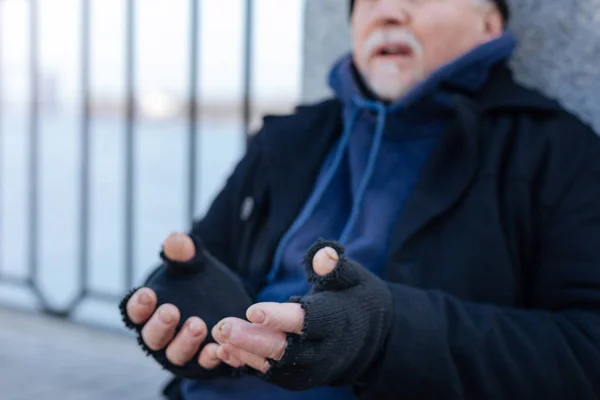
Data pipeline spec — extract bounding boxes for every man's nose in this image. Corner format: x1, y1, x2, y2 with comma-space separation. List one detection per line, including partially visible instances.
372, 0, 410, 26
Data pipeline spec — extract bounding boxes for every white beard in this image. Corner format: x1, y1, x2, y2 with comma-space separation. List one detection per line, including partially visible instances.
357, 28, 426, 101
364, 61, 425, 102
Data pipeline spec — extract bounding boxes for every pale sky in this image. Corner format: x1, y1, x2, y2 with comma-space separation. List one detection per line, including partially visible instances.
0, 0, 305, 108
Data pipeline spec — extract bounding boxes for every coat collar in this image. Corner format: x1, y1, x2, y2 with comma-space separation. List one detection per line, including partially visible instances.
385, 65, 562, 270
385, 94, 481, 269
256, 63, 562, 264
260, 62, 560, 165
459, 63, 561, 113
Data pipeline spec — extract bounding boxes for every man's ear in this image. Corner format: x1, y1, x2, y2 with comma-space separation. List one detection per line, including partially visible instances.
481, 4, 505, 36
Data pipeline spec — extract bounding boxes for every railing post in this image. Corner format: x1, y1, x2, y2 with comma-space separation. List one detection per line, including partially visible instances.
187, 0, 200, 224
78, 0, 92, 304
124, 0, 136, 291
28, 0, 40, 291
242, 0, 254, 144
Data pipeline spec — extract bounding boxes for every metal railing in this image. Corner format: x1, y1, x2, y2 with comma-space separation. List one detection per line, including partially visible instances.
0, 0, 255, 319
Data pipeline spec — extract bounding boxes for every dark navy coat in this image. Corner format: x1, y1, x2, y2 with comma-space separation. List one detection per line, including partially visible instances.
168, 64, 600, 399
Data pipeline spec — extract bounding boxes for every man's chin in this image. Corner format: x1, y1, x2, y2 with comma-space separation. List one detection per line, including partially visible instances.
368, 79, 415, 103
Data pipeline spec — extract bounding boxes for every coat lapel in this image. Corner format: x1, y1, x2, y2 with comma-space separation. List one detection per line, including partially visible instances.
253, 65, 561, 282
385, 65, 562, 273
386, 95, 482, 272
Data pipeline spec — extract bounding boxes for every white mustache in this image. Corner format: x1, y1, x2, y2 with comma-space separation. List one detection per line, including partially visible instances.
363, 29, 423, 59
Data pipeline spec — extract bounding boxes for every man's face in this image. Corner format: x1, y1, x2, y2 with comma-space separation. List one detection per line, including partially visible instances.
351, 0, 504, 101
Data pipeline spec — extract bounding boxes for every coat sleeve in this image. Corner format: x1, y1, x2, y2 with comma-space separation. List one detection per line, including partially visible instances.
357, 148, 600, 399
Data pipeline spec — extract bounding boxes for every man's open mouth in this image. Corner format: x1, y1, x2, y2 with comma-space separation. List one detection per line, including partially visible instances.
373, 43, 414, 58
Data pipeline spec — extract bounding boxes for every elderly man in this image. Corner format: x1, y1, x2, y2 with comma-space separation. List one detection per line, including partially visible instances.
120, 0, 600, 399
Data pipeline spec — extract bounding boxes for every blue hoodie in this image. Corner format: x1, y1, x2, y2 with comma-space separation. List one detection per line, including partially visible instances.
181, 31, 516, 400
257, 31, 516, 301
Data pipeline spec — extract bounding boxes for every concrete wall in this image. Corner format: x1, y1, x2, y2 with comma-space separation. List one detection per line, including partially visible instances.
301, 0, 600, 132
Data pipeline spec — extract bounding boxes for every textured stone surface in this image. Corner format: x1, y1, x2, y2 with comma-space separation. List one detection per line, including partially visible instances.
301, 0, 350, 104
302, 0, 600, 132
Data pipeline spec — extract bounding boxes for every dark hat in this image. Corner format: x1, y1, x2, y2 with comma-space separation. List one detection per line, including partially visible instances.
349, 0, 510, 22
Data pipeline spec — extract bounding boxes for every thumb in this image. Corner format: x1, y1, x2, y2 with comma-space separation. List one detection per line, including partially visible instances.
162, 232, 196, 262
303, 239, 361, 291
313, 247, 338, 276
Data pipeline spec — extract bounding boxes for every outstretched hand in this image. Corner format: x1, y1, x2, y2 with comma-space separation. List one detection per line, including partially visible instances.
120, 232, 252, 377
212, 240, 393, 390
210, 246, 340, 373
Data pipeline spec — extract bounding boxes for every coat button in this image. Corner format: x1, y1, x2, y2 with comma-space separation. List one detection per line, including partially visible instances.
240, 196, 254, 221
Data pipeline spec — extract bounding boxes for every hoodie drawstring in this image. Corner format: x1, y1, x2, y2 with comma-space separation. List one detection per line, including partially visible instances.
266, 106, 362, 284
339, 99, 387, 243
267, 98, 387, 284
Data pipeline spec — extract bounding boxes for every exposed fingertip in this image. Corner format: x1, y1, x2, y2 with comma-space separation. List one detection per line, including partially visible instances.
187, 317, 206, 336
206, 343, 219, 359
217, 346, 230, 362
219, 322, 231, 338
313, 247, 338, 276
126, 289, 157, 324
137, 289, 153, 305
158, 303, 180, 324
211, 324, 220, 340
198, 343, 221, 369
211, 321, 229, 343
324, 246, 339, 261
246, 306, 266, 324
163, 232, 195, 262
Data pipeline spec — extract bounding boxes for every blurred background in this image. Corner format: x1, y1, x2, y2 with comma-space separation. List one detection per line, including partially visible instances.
0, 0, 304, 328
1, 0, 600, 398
0, 0, 307, 398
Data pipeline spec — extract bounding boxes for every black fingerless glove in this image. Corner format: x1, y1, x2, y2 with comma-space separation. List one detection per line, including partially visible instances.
261, 239, 393, 390
118, 235, 253, 379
